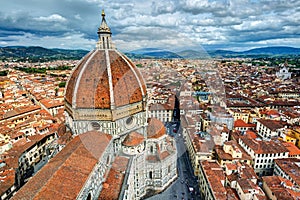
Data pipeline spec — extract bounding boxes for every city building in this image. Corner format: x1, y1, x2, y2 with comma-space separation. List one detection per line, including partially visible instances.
0, 132, 56, 199
262, 176, 300, 200
198, 160, 227, 200
215, 140, 252, 167
256, 119, 287, 140
233, 119, 256, 134
238, 137, 289, 176
276, 66, 292, 80
273, 158, 300, 187
148, 93, 176, 123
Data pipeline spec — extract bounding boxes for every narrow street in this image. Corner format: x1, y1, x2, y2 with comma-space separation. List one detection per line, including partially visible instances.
146, 122, 201, 200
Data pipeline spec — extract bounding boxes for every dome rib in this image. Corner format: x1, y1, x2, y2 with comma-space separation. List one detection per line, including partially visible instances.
65, 50, 95, 106
116, 51, 147, 97
73, 50, 99, 108
105, 49, 115, 109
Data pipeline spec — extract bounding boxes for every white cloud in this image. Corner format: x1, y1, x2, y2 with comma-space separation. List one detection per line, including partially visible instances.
74, 14, 82, 20
34, 14, 67, 22
2, 32, 95, 50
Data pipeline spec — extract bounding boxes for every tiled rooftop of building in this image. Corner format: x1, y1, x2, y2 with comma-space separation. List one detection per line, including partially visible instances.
1, 105, 40, 119
122, 131, 144, 147
234, 119, 256, 128
201, 160, 227, 200
237, 179, 266, 199
147, 118, 166, 139
282, 142, 300, 157
262, 176, 299, 200
274, 158, 300, 186
40, 98, 64, 109
0, 168, 15, 197
65, 49, 146, 109
240, 137, 288, 154
11, 131, 112, 200
99, 156, 129, 200
225, 187, 240, 200
257, 119, 286, 131
215, 142, 252, 161
226, 163, 258, 183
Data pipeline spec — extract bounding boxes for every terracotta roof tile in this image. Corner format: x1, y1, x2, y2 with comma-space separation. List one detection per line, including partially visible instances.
12, 131, 112, 200
65, 49, 146, 109
234, 119, 256, 128
274, 158, 300, 186
122, 131, 144, 147
99, 156, 129, 200
257, 119, 286, 131
240, 137, 288, 154
147, 118, 166, 139
282, 142, 300, 156
262, 176, 299, 200
65, 50, 95, 105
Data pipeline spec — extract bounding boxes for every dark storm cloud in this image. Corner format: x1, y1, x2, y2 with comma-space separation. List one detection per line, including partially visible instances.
0, 0, 299, 50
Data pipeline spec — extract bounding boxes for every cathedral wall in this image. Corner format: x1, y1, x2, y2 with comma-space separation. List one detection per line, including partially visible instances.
67, 110, 148, 137
77, 138, 115, 200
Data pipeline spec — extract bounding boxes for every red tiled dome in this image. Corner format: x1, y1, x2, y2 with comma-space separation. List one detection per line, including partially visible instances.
65, 49, 147, 109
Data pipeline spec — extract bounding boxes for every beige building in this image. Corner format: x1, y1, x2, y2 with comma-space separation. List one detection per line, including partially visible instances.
215, 140, 252, 167
198, 160, 227, 200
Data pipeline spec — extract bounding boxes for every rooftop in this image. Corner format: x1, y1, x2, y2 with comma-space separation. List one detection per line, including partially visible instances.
201, 160, 227, 200
12, 131, 112, 200
274, 158, 300, 186
240, 137, 288, 154
262, 176, 300, 200
99, 156, 129, 199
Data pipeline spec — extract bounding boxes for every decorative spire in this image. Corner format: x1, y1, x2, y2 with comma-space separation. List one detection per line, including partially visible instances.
98, 9, 111, 34
97, 9, 114, 49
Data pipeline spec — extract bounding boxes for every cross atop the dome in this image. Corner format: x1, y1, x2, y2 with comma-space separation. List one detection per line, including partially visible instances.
97, 9, 114, 49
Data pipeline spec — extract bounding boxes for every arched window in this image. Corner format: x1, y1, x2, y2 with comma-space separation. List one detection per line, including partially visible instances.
106, 155, 110, 165
106, 37, 109, 48
150, 146, 153, 153
86, 193, 92, 200
149, 171, 153, 179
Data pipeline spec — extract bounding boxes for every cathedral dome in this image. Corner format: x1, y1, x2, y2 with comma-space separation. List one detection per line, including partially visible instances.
65, 11, 147, 121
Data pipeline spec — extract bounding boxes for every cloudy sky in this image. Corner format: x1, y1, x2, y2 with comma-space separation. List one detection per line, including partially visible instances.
0, 0, 299, 52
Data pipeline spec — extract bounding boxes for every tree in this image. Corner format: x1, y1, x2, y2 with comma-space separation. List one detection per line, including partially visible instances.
59, 82, 66, 88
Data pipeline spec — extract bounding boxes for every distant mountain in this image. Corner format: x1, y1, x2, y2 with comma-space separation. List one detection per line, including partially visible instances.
242, 46, 300, 55
209, 46, 300, 58
1, 46, 299, 61
127, 46, 300, 59
0, 46, 89, 61
176, 50, 210, 59
128, 48, 183, 59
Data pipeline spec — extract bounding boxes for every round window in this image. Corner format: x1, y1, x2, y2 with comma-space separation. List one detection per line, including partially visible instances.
126, 116, 133, 125
90, 122, 100, 130
125, 116, 135, 129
